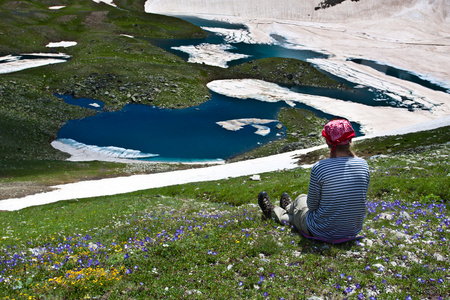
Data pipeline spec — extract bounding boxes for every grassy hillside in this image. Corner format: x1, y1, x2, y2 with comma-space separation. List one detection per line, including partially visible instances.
0, 129, 448, 299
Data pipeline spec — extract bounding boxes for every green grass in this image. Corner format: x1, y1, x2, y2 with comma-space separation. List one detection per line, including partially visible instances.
0, 132, 448, 299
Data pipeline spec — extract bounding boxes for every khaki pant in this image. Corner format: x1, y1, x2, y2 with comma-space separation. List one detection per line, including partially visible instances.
273, 194, 311, 235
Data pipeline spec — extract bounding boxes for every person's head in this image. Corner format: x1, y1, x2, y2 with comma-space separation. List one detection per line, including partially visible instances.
322, 118, 355, 158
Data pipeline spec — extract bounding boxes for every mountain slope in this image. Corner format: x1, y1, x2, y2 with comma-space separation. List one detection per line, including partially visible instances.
144, 0, 449, 24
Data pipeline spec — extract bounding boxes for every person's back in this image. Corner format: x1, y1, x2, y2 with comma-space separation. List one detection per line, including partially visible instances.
306, 156, 370, 240
257, 118, 370, 242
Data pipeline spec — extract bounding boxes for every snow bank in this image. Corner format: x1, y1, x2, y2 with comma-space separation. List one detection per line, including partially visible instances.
54, 139, 159, 161
0, 53, 70, 74
145, 0, 449, 23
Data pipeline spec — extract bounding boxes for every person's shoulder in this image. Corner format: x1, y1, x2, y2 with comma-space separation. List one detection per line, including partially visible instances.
350, 156, 369, 165
349, 157, 370, 173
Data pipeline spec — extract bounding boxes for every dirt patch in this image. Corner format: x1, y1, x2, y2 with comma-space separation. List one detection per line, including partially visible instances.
0, 182, 55, 200
84, 11, 110, 29
56, 14, 78, 24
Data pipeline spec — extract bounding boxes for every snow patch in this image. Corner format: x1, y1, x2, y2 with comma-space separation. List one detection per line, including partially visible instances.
46, 41, 77, 48
92, 0, 117, 7
171, 43, 250, 68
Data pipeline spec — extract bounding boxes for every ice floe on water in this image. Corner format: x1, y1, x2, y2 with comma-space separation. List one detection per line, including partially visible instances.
57, 138, 159, 160
171, 44, 250, 68
0, 53, 71, 74
89, 103, 101, 108
46, 41, 77, 48
251, 124, 271, 136
201, 27, 274, 44
216, 118, 278, 136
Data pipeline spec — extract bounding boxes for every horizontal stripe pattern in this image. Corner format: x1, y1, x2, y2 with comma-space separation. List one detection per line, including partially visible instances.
306, 157, 370, 240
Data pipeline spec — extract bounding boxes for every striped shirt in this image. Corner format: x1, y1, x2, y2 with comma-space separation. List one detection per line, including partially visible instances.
306, 156, 370, 241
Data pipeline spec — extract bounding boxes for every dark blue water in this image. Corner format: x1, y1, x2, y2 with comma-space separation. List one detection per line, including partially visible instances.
350, 58, 449, 94
58, 93, 287, 161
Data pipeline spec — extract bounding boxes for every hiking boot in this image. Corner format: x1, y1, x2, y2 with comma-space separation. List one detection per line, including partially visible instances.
258, 191, 274, 220
280, 192, 292, 210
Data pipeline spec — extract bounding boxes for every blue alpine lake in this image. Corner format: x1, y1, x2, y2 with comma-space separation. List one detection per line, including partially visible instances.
58, 93, 289, 162
56, 17, 423, 162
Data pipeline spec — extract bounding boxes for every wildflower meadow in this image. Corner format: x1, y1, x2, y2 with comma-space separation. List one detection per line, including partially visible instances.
0, 138, 448, 299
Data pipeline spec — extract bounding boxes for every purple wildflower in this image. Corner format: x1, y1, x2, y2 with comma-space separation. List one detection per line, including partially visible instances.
344, 287, 353, 294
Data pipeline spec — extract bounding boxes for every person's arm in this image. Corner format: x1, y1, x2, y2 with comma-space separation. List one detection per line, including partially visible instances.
307, 166, 321, 211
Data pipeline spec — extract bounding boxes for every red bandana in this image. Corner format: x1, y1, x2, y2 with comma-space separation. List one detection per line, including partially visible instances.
322, 119, 355, 152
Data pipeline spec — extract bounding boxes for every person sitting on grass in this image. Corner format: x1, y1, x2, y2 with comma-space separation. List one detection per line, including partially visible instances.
258, 118, 370, 242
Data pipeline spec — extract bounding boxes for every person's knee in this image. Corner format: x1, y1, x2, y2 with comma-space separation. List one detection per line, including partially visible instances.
294, 194, 307, 201
294, 194, 308, 208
